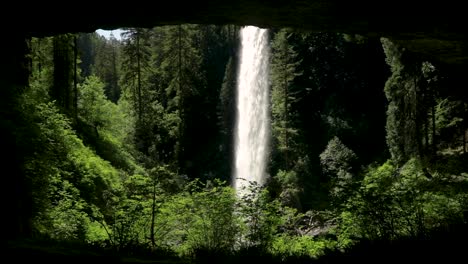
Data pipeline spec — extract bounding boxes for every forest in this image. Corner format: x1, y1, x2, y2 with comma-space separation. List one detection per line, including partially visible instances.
6, 25, 468, 263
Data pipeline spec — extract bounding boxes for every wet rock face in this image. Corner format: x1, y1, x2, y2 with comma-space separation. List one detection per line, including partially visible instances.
10, 0, 468, 65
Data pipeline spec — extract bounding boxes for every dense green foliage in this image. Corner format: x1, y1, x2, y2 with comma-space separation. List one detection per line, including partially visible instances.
5, 25, 467, 262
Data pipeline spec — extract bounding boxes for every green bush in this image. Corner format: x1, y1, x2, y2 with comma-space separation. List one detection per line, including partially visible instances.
338, 159, 468, 242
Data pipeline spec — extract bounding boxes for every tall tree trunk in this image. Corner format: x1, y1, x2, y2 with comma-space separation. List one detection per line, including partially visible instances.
283, 65, 289, 169
464, 105, 467, 153
178, 25, 182, 119
177, 25, 184, 169
464, 128, 466, 154
53, 35, 72, 111
422, 82, 429, 152
150, 180, 157, 248
73, 35, 78, 121
52, 36, 62, 108
137, 31, 142, 121
431, 97, 436, 154
414, 76, 424, 158
111, 44, 119, 102
424, 117, 429, 151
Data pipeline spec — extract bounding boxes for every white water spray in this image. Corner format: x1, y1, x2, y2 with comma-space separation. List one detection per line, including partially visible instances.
233, 26, 270, 194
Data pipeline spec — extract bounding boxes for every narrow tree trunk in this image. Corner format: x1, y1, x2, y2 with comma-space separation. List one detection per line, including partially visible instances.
464, 106, 467, 153
424, 117, 429, 150
52, 36, 62, 107
283, 65, 289, 169
422, 82, 429, 152
414, 76, 423, 158
53, 35, 72, 111
432, 101, 436, 154
150, 180, 157, 248
136, 31, 142, 121
111, 44, 118, 102
227, 25, 231, 44
464, 128, 466, 154
177, 25, 184, 167
178, 25, 182, 115
73, 35, 78, 121
64, 37, 71, 112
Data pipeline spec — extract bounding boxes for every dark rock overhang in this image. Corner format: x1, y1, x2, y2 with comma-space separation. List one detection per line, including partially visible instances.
7, 0, 468, 65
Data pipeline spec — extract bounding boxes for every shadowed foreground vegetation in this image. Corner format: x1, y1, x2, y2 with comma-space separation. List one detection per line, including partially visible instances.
8, 222, 468, 263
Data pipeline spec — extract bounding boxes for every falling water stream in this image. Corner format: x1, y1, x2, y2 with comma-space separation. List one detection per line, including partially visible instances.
233, 26, 270, 195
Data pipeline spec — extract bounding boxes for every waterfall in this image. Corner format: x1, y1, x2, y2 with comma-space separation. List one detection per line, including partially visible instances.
233, 26, 270, 195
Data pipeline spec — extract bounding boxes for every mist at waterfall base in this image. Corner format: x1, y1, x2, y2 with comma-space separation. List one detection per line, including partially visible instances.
232, 26, 270, 196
